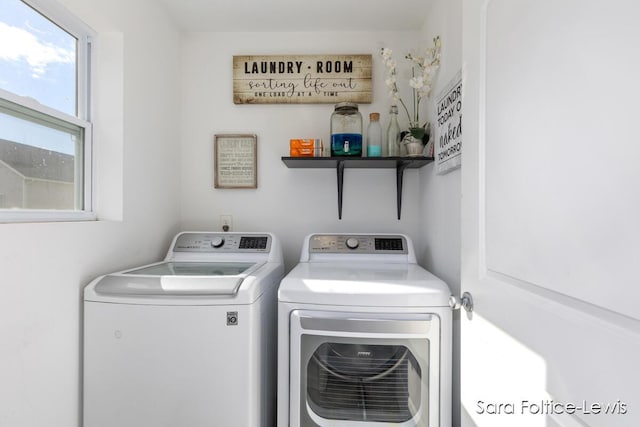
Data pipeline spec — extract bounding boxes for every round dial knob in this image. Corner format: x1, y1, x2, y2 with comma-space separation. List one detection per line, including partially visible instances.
211, 237, 225, 248
345, 237, 359, 249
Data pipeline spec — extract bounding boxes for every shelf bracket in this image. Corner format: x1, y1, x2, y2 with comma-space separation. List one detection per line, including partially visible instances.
336, 160, 345, 219
280, 156, 433, 221
396, 161, 410, 220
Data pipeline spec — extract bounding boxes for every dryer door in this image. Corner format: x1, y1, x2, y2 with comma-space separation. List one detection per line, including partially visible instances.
290, 310, 440, 427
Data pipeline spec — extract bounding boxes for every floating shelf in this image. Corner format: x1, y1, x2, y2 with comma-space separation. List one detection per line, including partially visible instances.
281, 156, 434, 219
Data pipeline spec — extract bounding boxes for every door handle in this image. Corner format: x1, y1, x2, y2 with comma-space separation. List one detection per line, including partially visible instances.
449, 292, 474, 313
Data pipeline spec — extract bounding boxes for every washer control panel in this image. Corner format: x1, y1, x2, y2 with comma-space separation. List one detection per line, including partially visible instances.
309, 234, 407, 254
173, 233, 271, 253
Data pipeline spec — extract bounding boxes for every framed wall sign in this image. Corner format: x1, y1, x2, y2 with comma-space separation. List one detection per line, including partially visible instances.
214, 134, 257, 189
435, 70, 462, 175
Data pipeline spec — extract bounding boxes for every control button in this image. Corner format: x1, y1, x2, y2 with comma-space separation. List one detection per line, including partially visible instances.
345, 237, 359, 249
211, 237, 225, 248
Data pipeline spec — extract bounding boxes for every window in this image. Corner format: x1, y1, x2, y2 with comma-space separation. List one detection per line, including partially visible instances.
0, 0, 93, 222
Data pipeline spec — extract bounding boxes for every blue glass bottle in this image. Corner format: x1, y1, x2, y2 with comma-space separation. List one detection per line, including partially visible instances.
366, 112, 382, 157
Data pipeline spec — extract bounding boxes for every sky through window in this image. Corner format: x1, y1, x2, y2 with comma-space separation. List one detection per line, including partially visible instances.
0, 0, 77, 154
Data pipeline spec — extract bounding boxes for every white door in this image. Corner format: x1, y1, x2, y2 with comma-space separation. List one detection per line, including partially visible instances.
461, 1, 640, 426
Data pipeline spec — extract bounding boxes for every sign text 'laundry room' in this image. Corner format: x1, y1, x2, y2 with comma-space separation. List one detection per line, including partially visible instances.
233, 54, 372, 104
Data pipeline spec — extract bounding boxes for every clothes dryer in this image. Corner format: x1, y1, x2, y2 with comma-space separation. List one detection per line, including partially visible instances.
278, 233, 451, 427
84, 232, 283, 427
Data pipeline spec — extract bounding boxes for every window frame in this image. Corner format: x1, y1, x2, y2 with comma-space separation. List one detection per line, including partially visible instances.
0, 0, 95, 223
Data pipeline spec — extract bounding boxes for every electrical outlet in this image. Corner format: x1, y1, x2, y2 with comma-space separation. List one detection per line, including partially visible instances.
220, 214, 233, 232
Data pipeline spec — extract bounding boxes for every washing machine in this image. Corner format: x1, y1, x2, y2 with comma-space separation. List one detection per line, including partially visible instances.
277, 233, 452, 427
83, 232, 284, 427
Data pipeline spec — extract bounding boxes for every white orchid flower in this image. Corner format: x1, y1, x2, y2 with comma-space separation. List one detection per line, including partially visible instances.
380, 37, 441, 129
409, 76, 425, 89
418, 84, 431, 96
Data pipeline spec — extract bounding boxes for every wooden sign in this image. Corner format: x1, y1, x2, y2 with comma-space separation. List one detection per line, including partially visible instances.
233, 54, 372, 104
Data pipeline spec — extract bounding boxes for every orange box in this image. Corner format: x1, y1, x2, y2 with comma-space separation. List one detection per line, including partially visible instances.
290, 147, 315, 157
290, 139, 323, 157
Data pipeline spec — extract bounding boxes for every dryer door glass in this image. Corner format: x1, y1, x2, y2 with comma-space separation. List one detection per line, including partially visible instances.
301, 336, 429, 425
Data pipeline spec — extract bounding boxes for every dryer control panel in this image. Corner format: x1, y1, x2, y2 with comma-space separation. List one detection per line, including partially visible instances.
309, 234, 408, 254
173, 233, 271, 253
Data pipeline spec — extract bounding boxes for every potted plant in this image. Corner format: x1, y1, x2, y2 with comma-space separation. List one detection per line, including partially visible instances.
381, 37, 441, 156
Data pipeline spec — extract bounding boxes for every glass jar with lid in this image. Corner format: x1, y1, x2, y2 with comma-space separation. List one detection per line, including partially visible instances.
330, 102, 363, 156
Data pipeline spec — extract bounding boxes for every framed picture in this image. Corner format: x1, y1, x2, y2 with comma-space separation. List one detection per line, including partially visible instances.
214, 134, 257, 189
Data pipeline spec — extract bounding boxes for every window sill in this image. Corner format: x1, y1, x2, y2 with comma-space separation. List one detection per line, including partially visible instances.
0, 209, 97, 224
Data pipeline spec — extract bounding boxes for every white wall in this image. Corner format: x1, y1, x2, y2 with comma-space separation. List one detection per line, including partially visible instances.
0, 1, 181, 426
419, 0, 463, 426
419, 0, 463, 292
179, 31, 426, 269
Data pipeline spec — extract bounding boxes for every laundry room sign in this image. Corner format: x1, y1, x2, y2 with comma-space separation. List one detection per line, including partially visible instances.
233, 54, 372, 104
435, 70, 462, 174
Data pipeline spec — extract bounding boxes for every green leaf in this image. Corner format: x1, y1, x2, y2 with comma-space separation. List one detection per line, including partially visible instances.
409, 127, 426, 140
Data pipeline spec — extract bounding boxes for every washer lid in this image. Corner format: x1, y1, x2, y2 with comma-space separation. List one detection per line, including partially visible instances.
125, 261, 254, 277
278, 262, 451, 307
94, 261, 263, 296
